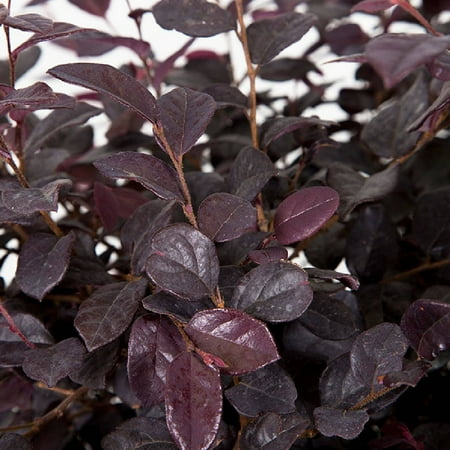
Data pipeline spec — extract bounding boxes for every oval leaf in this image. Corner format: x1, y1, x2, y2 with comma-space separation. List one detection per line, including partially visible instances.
230, 261, 313, 322
185, 308, 280, 375
247, 12, 316, 65
22, 337, 85, 387
48, 62, 159, 124
165, 352, 222, 450
400, 299, 450, 360
16, 232, 75, 301
198, 193, 257, 242
94, 152, 183, 201
128, 315, 185, 407
158, 87, 216, 156
274, 186, 339, 245
146, 224, 220, 300
74, 279, 147, 351
153, 0, 236, 37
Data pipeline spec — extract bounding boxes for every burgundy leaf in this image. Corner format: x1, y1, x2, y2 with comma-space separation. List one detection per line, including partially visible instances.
146, 223, 220, 300
325, 23, 369, 56
16, 232, 75, 301
0, 82, 74, 115
400, 299, 450, 360
240, 412, 309, 449
361, 73, 428, 158
74, 279, 147, 351
0, 342, 31, 368
165, 351, 222, 450
259, 57, 321, 81
274, 186, 339, 245
314, 406, 369, 440
383, 360, 431, 388
247, 12, 316, 65
94, 152, 183, 202
22, 337, 85, 387
351, 0, 396, 13
225, 363, 297, 417
121, 200, 178, 275
203, 84, 248, 109
0, 312, 54, 345
226, 146, 277, 201
230, 261, 313, 322
428, 50, 450, 81
158, 87, 216, 156
248, 246, 289, 265
350, 323, 408, 392
198, 193, 257, 242
0, 434, 31, 450
4, 13, 53, 34
153, 0, 236, 37
93, 182, 147, 232
69, 340, 119, 389
102, 417, 176, 449
2, 179, 71, 215
128, 315, 184, 407
48, 63, 158, 124
365, 33, 450, 89
306, 268, 360, 290
23, 102, 101, 156
68, 0, 110, 17
185, 308, 280, 375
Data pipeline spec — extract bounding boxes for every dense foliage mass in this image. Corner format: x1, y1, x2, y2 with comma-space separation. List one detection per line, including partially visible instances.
0, 0, 450, 448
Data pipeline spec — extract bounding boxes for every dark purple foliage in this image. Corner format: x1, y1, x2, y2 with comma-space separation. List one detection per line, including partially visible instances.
1, 0, 448, 447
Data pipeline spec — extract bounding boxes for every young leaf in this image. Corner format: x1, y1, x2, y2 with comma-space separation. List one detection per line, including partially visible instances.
400, 299, 450, 360
22, 337, 85, 387
94, 152, 184, 202
247, 12, 316, 65
274, 186, 339, 245
74, 279, 147, 351
127, 315, 184, 407
153, 0, 236, 37
365, 33, 450, 88
146, 223, 220, 300
2, 179, 71, 215
226, 146, 277, 201
198, 193, 257, 242
16, 232, 75, 301
230, 261, 313, 322
225, 363, 297, 417
157, 87, 216, 156
48, 63, 159, 124
185, 308, 280, 375
314, 406, 370, 440
102, 417, 176, 449
165, 351, 222, 450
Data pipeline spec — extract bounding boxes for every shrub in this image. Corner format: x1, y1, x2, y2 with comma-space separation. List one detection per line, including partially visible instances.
0, 0, 449, 448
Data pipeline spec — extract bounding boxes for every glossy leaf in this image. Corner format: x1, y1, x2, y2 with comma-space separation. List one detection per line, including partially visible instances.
400, 299, 450, 360
226, 146, 277, 201
102, 417, 176, 449
48, 63, 159, 124
146, 224, 220, 300
16, 232, 75, 301
128, 315, 184, 407
22, 337, 85, 387
365, 33, 450, 88
185, 308, 280, 375
239, 412, 309, 450
74, 279, 147, 351
247, 12, 316, 65
225, 363, 297, 417
2, 179, 71, 215
165, 351, 222, 450
158, 87, 216, 156
153, 0, 236, 37
230, 261, 313, 322
198, 193, 257, 242
274, 186, 339, 245
314, 406, 370, 440
94, 152, 183, 201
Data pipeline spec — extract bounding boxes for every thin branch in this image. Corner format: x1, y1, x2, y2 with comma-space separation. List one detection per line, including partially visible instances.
234, 0, 259, 149
0, 299, 36, 348
382, 258, 450, 284
397, 0, 442, 36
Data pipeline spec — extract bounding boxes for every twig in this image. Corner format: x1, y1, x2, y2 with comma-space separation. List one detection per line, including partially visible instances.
382, 258, 450, 284
397, 0, 442, 36
234, 0, 259, 149
0, 299, 36, 348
